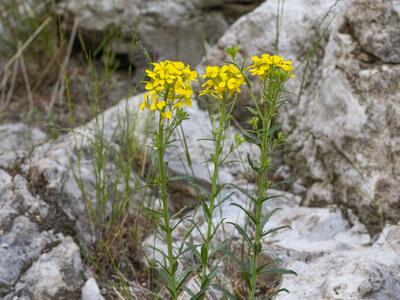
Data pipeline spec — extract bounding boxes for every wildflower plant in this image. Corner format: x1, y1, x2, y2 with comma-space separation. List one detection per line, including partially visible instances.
140, 52, 296, 299
192, 63, 245, 298
229, 52, 297, 299
141, 60, 198, 299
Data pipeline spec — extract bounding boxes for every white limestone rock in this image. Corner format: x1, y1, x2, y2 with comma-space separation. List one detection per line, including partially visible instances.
0, 123, 47, 169
277, 247, 400, 300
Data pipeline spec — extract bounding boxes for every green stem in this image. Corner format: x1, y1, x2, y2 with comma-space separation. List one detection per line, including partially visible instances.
158, 107, 178, 300
200, 100, 227, 297
249, 80, 274, 300
249, 147, 268, 300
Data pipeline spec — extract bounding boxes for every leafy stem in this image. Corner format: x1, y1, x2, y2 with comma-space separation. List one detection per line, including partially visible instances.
198, 97, 230, 298
156, 87, 179, 300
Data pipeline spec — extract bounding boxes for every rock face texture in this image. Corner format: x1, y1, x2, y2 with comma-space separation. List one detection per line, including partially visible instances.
278, 245, 400, 300
348, 0, 400, 64
0, 173, 87, 298
209, 0, 400, 231
0, 123, 47, 169
278, 224, 400, 300
13, 237, 84, 299
287, 0, 400, 231
0, 126, 100, 299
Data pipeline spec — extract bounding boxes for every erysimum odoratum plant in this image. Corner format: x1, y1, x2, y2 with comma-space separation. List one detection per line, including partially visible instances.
140, 60, 198, 300
188, 63, 245, 299
229, 52, 297, 299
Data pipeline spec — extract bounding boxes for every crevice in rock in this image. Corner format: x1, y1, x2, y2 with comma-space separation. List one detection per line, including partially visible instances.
339, 17, 400, 68
26, 169, 77, 238
11, 239, 63, 290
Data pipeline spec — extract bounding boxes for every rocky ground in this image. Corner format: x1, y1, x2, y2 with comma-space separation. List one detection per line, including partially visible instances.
1, 0, 400, 299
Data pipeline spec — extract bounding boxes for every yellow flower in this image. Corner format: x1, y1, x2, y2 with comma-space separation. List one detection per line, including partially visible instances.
162, 111, 172, 119
140, 60, 198, 118
249, 53, 294, 78
205, 66, 219, 78
200, 64, 245, 100
157, 101, 166, 110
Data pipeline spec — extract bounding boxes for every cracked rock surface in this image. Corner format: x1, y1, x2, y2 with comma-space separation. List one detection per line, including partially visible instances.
0, 127, 97, 299
0, 173, 87, 299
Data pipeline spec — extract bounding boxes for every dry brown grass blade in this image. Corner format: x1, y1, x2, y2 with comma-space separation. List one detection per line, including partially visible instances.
0, 60, 19, 116
19, 55, 34, 117
1, 15, 52, 116
32, 47, 63, 91
0, 67, 11, 110
4, 16, 52, 70
113, 287, 128, 300
47, 17, 79, 114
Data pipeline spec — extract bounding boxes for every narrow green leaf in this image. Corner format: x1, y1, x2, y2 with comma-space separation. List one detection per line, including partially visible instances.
271, 288, 291, 296
210, 218, 226, 241
172, 260, 179, 274
262, 225, 292, 237
209, 240, 229, 257
171, 215, 192, 232
186, 241, 202, 263
230, 202, 257, 225
227, 222, 254, 248
147, 245, 168, 261
260, 268, 297, 276
254, 241, 262, 256
247, 153, 262, 173
177, 264, 199, 291
201, 204, 211, 221
143, 207, 161, 218
157, 264, 173, 285
169, 175, 198, 182
225, 183, 257, 202
242, 133, 260, 147
216, 192, 235, 207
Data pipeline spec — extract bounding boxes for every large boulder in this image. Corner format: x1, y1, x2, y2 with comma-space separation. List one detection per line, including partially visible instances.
286, 0, 400, 232
208, 0, 400, 231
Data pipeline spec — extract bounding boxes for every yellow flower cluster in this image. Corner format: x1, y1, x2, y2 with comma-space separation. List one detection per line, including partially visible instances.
140, 60, 198, 119
249, 54, 294, 78
199, 65, 245, 100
